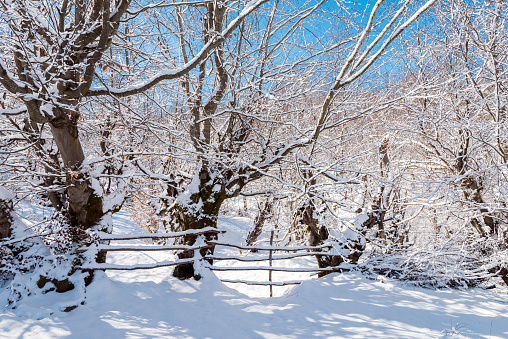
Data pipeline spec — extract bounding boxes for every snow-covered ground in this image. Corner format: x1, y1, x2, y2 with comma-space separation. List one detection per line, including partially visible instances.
1, 212, 508, 338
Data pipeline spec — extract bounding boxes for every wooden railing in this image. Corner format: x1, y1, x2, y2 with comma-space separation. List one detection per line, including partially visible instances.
77, 228, 338, 296
205, 231, 336, 296
77, 227, 221, 271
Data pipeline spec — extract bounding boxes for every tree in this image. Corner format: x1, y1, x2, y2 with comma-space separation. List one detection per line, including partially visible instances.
0, 0, 269, 296
0, 0, 269, 229
0, 0, 133, 228
360, 0, 508, 286
398, 0, 508, 238
129, 0, 439, 279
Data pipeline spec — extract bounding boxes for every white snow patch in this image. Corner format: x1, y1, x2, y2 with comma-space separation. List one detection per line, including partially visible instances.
0, 187, 14, 201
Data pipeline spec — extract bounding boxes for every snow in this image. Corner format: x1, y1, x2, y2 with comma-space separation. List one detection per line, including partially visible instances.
1, 212, 508, 338
39, 102, 55, 119
0, 187, 13, 201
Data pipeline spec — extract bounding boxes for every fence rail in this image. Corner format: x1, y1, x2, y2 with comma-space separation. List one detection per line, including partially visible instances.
95, 228, 224, 241
204, 251, 331, 262
77, 244, 213, 253
207, 265, 340, 273
220, 279, 302, 286
206, 241, 332, 252
79, 258, 196, 271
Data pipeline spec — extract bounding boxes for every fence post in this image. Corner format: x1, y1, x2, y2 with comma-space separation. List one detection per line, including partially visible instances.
269, 230, 274, 297
192, 234, 205, 280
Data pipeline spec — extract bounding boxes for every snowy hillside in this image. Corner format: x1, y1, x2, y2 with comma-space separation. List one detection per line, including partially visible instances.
1, 212, 507, 339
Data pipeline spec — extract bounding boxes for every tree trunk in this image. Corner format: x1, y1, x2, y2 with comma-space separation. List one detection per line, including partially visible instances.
375, 138, 390, 241
298, 200, 341, 276
50, 109, 104, 230
172, 166, 225, 279
246, 198, 274, 249
22, 118, 65, 211
462, 177, 496, 237
0, 189, 14, 239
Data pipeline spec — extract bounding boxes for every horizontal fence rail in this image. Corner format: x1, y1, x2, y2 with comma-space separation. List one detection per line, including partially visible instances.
79, 258, 196, 271
77, 244, 213, 253
204, 251, 331, 262
207, 265, 340, 272
206, 241, 332, 252
96, 227, 224, 241
220, 279, 302, 286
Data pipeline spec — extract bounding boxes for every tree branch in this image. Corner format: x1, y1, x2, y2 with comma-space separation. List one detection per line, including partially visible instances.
86, 0, 269, 97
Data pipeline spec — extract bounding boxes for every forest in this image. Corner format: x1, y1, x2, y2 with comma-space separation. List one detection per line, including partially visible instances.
1, 0, 508, 319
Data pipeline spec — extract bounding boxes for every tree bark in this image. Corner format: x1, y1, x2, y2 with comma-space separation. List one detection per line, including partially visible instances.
0, 193, 13, 239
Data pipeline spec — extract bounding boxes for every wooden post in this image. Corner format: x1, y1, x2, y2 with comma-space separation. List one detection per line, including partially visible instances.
269, 230, 274, 297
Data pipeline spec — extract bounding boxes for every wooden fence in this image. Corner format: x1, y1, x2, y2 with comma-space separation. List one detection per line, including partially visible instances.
77, 228, 338, 297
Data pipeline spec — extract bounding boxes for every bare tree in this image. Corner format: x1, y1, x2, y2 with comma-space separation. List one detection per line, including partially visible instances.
126, 0, 439, 279
0, 0, 268, 229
